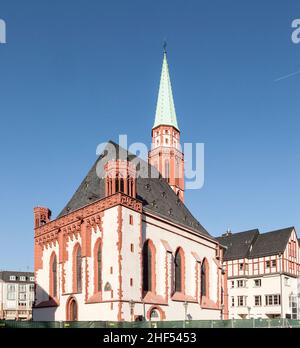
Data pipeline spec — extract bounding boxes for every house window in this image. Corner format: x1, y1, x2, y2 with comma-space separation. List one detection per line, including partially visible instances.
130, 244, 134, 253
9, 276, 16, 281
272, 260, 276, 268
254, 296, 262, 306
238, 296, 246, 307
175, 248, 184, 293
129, 215, 133, 225
142, 240, 155, 292
231, 297, 235, 307
130, 278, 133, 287
284, 277, 290, 286
266, 260, 271, 268
231, 281, 234, 288
30, 277, 34, 282
265, 294, 281, 306
253, 263, 259, 271
7, 285, 16, 300
254, 279, 261, 287
19, 285, 26, 292
239, 263, 244, 271
19, 293, 26, 300
237, 280, 245, 288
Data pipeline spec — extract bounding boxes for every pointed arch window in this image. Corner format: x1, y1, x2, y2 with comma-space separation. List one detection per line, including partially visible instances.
120, 177, 124, 192
50, 253, 57, 298
142, 240, 156, 293
74, 245, 82, 293
52, 255, 57, 297
174, 248, 184, 293
94, 240, 102, 292
66, 297, 78, 321
165, 160, 170, 183
201, 259, 209, 299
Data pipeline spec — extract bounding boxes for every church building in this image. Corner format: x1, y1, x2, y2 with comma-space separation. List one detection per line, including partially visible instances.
33, 50, 228, 321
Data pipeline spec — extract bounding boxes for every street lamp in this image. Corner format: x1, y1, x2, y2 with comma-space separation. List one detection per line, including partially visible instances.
129, 299, 135, 322
247, 306, 251, 319
183, 301, 188, 321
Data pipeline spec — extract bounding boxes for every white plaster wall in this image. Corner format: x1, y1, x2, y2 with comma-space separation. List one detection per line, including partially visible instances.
34, 205, 222, 321
35, 242, 59, 305
228, 274, 298, 319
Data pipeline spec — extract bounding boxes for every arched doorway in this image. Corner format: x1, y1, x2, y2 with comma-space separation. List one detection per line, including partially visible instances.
150, 308, 160, 321
66, 297, 78, 321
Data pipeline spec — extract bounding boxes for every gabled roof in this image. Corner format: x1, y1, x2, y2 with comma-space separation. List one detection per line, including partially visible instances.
153, 51, 179, 130
216, 227, 295, 261
249, 227, 294, 258
216, 229, 259, 261
58, 141, 210, 238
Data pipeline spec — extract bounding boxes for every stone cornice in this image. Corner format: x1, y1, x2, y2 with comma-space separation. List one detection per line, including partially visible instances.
34, 193, 142, 246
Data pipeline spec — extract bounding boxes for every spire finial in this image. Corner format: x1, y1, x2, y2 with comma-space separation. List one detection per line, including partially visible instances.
163, 40, 167, 54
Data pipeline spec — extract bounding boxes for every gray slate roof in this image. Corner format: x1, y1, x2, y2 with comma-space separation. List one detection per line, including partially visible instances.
249, 227, 294, 258
217, 227, 295, 261
0, 271, 34, 283
58, 141, 211, 238
216, 229, 259, 261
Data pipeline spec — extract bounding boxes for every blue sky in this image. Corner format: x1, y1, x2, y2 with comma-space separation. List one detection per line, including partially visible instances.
0, 0, 300, 270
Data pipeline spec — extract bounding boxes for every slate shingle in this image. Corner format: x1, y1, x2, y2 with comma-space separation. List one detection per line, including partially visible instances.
57, 141, 211, 238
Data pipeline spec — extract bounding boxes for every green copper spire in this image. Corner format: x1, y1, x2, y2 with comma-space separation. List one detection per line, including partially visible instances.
153, 48, 179, 130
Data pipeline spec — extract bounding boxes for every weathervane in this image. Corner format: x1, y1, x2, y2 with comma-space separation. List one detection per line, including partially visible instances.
163, 40, 167, 53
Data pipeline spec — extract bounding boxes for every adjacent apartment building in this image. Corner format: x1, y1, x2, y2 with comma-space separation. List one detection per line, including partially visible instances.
217, 227, 300, 319
0, 271, 35, 320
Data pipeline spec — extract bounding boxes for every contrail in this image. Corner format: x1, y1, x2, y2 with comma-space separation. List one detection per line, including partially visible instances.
274, 69, 300, 82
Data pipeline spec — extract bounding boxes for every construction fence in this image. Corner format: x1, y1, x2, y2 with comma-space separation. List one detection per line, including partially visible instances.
1, 318, 300, 328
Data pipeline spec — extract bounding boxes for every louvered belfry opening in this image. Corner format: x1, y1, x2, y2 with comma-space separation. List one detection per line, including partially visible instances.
104, 159, 136, 198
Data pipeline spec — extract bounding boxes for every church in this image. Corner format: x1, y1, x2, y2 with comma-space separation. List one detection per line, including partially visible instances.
33, 49, 228, 322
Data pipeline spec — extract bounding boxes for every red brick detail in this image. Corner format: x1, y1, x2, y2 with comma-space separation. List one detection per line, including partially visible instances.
105, 160, 137, 198
117, 206, 124, 321
34, 241, 43, 272
146, 305, 166, 320
81, 222, 92, 258
66, 296, 78, 321
34, 207, 51, 228
34, 193, 142, 242
129, 215, 133, 225
149, 125, 184, 202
